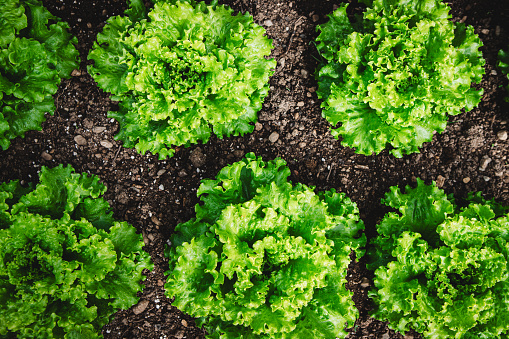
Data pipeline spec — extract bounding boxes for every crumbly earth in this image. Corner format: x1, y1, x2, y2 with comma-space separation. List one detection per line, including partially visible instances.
2, 0, 508, 338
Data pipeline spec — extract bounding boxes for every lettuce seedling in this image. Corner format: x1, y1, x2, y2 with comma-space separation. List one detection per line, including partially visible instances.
0, 165, 153, 338
164, 153, 365, 338
88, 0, 276, 159
316, 0, 485, 157
498, 48, 509, 101
0, 0, 79, 150
368, 179, 509, 338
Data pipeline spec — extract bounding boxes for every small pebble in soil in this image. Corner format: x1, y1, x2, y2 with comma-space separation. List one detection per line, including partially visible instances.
436, 175, 445, 188
269, 132, 280, 143
74, 135, 87, 146
100, 140, 113, 149
41, 151, 52, 161
463, 177, 471, 183
151, 215, 162, 226
93, 126, 106, 133
497, 130, 508, 141
479, 156, 492, 171
360, 277, 370, 288
263, 19, 273, 27
190, 147, 206, 167
132, 299, 150, 315
255, 122, 263, 131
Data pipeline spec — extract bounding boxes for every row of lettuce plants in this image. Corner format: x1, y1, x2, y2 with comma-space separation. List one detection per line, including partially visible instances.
1, 154, 508, 338
4, 0, 509, 157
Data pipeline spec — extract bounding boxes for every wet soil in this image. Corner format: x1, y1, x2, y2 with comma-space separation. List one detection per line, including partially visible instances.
2, 0, 509, 337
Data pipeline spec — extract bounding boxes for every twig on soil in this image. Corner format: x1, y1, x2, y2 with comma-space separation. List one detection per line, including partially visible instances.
282, 16, 306, 57
326, 166, 334, 181
112, 145, 122, 165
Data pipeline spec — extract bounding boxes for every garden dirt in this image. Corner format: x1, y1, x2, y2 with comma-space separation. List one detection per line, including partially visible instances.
2, 0, 509, 338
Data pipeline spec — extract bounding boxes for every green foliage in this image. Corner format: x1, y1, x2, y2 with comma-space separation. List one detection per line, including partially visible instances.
0, 165, 153, 339
316, 0, 485, 157
88, 0, 276, 159
164, 153, 365, 338
369, 179, 509, 338
498, 48, 509, 101
0, 0, 79, 150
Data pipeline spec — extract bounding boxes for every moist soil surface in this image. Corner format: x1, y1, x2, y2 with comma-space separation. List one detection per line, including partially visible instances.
3, 0, 509, 338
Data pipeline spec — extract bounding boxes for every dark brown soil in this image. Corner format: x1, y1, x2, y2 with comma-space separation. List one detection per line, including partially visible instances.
3, 0, 509, 338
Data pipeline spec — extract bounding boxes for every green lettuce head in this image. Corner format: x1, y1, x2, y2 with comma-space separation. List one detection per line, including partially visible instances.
369, 179, 509, 338
164, 153, 366, 338
0, 165, 153, 338
88, 0, 276, 159
316, 0, 485, 157
0, 0, 79, 150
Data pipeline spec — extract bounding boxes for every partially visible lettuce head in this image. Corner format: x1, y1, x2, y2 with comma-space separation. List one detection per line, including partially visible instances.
164, 153, 365, 338
368, 179, 509, 338
316, 0, 485, 157
88, 0, 276, 159
0, 0, 79, 150
0, 165, 153, 338
498, 48, 509, 101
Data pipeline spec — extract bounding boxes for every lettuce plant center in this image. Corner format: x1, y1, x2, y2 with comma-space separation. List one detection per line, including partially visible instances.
365, 18, 440, 124
127, 41, 204, 99
9, 245, 45, 284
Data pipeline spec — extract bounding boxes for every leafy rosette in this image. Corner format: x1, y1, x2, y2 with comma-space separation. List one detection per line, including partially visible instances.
0, 165, 153, 339
368, 179, 509, 338
498, 48, 509, 101
0, 0, 79, 150
88, 0, 276, 159
316, 0, 485, 157
164, 153, 365, 338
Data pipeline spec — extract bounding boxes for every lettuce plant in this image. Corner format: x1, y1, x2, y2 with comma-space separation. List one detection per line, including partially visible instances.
498, 48, 509, 101
164, 153, 365, 338
316, 0, 485, 157
368, 179, 509, 338
0, 165, 153, 338
0, 0, 79, 150
88, 0, 276, 159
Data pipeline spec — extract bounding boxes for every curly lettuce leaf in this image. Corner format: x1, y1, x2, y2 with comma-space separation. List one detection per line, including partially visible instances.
0, 0, 79, 150
316, 0, 485, 157
0, 165, 153, 339
367, 178, 454, 270
88, 1, 276, 159
165, 153, 365, 339
370, 180, 509, 338
21, 0, 80, 78
0, 0, 27, 47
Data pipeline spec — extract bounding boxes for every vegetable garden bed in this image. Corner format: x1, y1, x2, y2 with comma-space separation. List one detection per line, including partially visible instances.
1, 0, 508, 337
